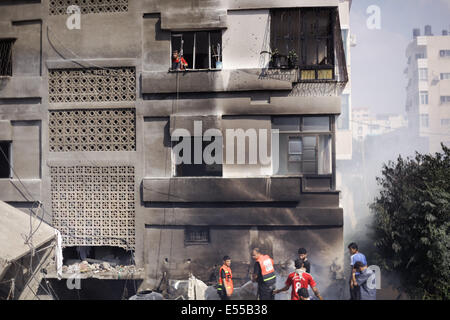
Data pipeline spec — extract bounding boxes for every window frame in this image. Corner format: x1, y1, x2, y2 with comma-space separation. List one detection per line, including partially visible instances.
269, 7, 336, 81
418, 68, 428, 81
170, 30, 222, 71
0, 38, 16, 77
440, 96, 450, 104
272, 116, 333, 176
440, 50, 450, 57
420, 91, 429, 105
0, 141, 12, 179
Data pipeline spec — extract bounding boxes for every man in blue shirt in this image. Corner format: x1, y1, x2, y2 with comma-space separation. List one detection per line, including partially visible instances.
348, 242, 367, 300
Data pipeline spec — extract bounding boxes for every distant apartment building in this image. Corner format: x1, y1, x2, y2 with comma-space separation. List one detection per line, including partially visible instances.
0, 0, 350, 299
352, 108, 408, 141
405, 25, 450, 153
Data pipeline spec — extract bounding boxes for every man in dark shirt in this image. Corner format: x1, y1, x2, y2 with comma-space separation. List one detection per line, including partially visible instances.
251, 248, 276, 300
297, 248, 311, 273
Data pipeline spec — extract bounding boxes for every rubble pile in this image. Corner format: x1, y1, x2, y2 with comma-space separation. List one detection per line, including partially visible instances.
61, 260, 143, 276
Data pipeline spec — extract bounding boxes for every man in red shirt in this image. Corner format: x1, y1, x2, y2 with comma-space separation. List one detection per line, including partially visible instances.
172, 50, 188, 70
273, 259, 323, 300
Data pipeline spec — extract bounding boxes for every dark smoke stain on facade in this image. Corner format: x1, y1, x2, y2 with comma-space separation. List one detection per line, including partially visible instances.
0, 0, 348, 299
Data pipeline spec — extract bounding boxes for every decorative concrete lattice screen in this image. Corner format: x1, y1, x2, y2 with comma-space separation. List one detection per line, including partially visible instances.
51, 166, 135, 249
49, 0, 128, 15
48, 67, 136, 103
49, 108, 136, 152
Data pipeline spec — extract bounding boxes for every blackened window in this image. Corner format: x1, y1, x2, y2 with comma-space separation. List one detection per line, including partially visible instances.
185, 227, 210, 244
0, 142, 11, 178
270, 7, 335, 79
173, 136, 222, 177
0, 39, 15, 76
171, 31, 222, 70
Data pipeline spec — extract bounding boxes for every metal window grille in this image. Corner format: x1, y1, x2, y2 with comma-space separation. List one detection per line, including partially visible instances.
185, 227, 210, 244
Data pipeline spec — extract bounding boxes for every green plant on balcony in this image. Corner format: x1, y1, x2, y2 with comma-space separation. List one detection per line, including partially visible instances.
269, 48, 289, 68
288, 50, 298, 68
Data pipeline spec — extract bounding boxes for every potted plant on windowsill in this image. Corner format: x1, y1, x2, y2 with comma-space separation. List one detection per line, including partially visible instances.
269, 48, 291, 69
269, 48, 280, 68
288, 50, 298, 69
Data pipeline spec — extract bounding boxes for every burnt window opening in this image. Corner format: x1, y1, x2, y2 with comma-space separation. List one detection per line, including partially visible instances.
171, 31, 222, 70
172, 136, 223, 177
270, 8, 335, 79
0, 39, 15, 76
62, 246, 134, 266
185, 227, 210, 245
0, 142, 11, 178
272, 116, 332, 175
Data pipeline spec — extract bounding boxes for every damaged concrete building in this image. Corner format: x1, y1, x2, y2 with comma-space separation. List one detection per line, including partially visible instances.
0, 0, 350, 299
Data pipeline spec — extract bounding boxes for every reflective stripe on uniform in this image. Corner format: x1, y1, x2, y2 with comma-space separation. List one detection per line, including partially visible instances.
263, 274, 276, 282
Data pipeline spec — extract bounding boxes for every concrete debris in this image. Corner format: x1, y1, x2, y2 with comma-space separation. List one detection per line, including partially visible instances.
61, 260, 143, 276
187, 274, 208, 300
166, 275, 258, 300
129, 290, 164, 300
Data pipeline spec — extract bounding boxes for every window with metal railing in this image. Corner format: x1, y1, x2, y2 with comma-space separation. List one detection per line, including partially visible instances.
270, 8, 339, 81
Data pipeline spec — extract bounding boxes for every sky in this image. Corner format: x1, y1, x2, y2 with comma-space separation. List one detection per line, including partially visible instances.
350, 0, 450, 114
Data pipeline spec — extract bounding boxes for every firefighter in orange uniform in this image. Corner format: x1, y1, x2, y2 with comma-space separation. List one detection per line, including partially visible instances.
217, 255, 233, 300
251, 248, 277, 300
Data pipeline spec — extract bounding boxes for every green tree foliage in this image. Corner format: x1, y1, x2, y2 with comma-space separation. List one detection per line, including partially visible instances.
370, 144, 450, 300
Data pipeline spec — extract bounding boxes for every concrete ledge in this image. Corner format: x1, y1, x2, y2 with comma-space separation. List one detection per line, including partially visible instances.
0, 179, 41, 202
142, 177, 301, 202
142, 207, 343, 227
226, 0, 339, 10
46, 59, 138, 70
142, 69, 293, 94
0, 77, 42, 99
142, 95, 341, 117
160, 9, 227, 31
170, 115, 221, 135
141, 0, 339, 13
